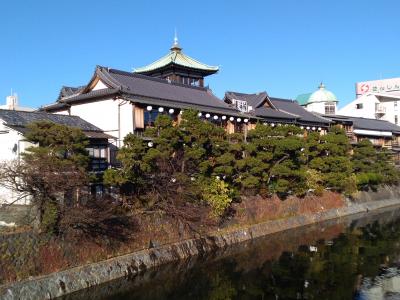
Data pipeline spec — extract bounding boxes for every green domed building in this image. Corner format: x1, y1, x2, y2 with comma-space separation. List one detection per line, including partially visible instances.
296, 83, 338, 115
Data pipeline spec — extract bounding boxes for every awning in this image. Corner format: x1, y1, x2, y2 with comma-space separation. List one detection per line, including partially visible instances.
353, 129, 392, 137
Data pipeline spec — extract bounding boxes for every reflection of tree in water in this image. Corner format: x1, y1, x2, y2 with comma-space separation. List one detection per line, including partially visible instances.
258, 218, 400, 300
194, 216, 400, 300
66, 210, 400, 300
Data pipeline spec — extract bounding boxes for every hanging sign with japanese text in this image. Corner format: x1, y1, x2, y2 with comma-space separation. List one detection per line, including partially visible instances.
356, 78, 400, 97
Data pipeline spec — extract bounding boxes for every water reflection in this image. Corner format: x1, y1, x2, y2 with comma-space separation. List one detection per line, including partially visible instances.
63, 207, 400, 300
358, 268, 400, 299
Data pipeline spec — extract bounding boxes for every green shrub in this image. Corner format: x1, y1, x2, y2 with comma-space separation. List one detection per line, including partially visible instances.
41, 201, 59, 234
202, 178, 233, 217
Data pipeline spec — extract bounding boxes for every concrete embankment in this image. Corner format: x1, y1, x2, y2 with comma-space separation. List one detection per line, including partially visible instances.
1, 194, 400, 299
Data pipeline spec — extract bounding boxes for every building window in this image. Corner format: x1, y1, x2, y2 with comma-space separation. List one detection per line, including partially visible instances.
232, 99, 248, 112
144, 110, 159, 127
185, 78, 199, 86
234, 122, 244, 133
91, 184, 104, 196
87, 145, 108, 171
356, 103, 363, 109
324, 102, 336, 115
396, 115, 398, 125
395, 101, 398, 111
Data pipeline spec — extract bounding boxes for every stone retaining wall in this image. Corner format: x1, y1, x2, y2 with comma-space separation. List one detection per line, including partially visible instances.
0, 232, 41, 270
1, 197, 400, 300
352, 185, 400, 203
0, 205, 34, 227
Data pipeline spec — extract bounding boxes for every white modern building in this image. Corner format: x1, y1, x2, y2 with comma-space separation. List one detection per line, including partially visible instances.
0, 93, 34, 112
296, 83, 338, 116
338, 78, 400, 125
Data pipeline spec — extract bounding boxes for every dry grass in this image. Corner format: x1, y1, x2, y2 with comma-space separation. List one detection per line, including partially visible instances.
232, 191, 345, 225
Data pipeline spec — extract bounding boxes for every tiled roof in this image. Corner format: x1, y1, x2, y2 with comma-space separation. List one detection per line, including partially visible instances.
44, 66, 247, 118
224, 91, 330, 126
351, 117, 400, 132
58, 86, 85, 100
327, 115, 400, 133
40, 88, 120, 112
40, 102, 68, 111
134, 47, 219, 74
224, 91, 271, 108
105, 68, 230, 109
253, 106, 295, 121
0, 109, 103, 132
270, 97, 331, 125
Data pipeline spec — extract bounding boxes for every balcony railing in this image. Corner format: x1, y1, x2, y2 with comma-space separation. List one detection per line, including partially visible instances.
368, 139, 392, 148
375, 104, 386, 115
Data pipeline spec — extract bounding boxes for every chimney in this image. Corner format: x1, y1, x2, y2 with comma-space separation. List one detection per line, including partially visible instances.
6, 93, 18, 110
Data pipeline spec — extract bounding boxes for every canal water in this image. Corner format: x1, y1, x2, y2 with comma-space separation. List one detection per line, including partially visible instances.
63, 207, 400, 300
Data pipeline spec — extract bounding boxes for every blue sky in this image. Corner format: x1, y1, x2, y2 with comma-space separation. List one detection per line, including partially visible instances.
1, 0, 400, 109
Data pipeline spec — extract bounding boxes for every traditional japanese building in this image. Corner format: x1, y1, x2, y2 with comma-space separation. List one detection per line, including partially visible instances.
41, 39, 254, 146
323, 114, 400, 165
224, 91, 331, 131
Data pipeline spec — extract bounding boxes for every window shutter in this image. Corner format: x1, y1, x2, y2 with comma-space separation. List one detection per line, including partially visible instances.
247, 123, 256, 131
135, 106, 144, 129
227, 121, 235, 134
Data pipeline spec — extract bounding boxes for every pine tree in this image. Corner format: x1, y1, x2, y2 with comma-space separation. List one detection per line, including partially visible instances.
0, 121, 90, 233
352, 139, 400, 189
306, 126, 356, 194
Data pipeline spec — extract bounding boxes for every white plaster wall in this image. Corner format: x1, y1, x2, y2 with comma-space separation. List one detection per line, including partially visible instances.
0, 125, 33, 205
68, 98, 135, 146
119, 101, 134, 144
338, 94, 378, 119
339, 95, 399, 125
0, 125, 21, 161
69, 99, 119, 137
380, 101, 399, 124
305, 102, 327, 114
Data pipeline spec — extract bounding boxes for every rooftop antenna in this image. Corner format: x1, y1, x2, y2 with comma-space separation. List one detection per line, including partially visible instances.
171, 28, 182, 51
174, 28, 178, 46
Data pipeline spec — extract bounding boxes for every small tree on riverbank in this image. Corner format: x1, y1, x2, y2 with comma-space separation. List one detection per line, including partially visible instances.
104, 111, 224, 227
241, 123, 307, 196
352, 139, 400, 189
306, 126, 356, 194
0, 121, 90, 233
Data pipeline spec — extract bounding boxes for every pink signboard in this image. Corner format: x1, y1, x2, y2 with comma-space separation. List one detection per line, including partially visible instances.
356, 78, 400, 97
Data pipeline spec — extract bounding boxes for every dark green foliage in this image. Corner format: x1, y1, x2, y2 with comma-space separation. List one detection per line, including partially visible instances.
104, 112, 400, 219
306, 126, 356, 194
24, 121, 89, 168
41, 201, 59, 235
242, 124, 307, 196
352, 139, 400, 189
103, 134, 149, 195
